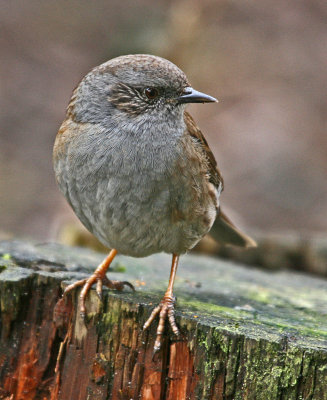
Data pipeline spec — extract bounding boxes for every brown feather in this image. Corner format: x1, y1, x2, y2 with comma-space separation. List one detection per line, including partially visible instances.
184, 111, 256, 248
210, 210, 257, 248
184, 111, 223, 190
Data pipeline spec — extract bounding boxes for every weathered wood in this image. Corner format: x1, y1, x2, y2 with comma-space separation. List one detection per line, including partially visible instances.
1, 240, 327, 399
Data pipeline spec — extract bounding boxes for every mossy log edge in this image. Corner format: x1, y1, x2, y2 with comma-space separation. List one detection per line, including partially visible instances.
0, 240, 327, 399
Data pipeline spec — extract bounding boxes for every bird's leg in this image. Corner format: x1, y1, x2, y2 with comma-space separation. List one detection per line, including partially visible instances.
63, 249, 134, 318
143, 254, 180, 352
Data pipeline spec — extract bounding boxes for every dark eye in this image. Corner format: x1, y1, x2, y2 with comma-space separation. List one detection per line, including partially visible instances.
144, 87, 159, 100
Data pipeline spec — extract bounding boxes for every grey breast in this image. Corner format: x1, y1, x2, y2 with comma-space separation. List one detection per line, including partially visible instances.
55, 112, 216, 257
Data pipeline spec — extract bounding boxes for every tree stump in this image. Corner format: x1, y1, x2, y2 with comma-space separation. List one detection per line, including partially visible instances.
1, 240, 327, 399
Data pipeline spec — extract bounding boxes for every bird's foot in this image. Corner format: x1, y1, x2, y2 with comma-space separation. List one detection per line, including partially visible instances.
143, 294, 180, 353
63, 274, 134, 318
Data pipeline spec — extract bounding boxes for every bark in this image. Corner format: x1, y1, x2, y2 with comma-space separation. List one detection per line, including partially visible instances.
1, 240, 327, 400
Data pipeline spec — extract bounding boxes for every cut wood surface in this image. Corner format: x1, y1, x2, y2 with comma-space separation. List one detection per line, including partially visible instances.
1, 240, 327, 399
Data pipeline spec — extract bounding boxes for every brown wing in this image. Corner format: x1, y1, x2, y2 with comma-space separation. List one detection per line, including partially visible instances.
210, 210, 257, 248
184, 112, 256, 248
184, 111, 223, 191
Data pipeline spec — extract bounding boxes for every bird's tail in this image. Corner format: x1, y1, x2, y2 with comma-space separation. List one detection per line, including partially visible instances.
210, 209, 257, 248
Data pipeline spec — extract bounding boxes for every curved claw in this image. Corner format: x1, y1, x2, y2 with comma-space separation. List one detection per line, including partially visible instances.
143, 295, 179, 352
102, 277, 135, 292
62, 274, 135, 318
121, 281, 135, 292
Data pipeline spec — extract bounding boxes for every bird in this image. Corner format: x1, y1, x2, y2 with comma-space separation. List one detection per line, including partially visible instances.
53, 54, 256, 352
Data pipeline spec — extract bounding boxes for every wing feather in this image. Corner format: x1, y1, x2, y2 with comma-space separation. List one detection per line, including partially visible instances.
184, 111, 256, 248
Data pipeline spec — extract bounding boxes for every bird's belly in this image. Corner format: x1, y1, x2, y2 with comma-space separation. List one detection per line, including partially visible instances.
73, 169, 216, 257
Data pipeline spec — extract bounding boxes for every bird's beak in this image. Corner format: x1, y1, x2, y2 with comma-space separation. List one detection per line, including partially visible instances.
177, 87, 218, 104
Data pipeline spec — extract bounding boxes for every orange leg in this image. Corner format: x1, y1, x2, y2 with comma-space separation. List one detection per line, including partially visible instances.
63, 249, 134, 318
143, 254, 180, 352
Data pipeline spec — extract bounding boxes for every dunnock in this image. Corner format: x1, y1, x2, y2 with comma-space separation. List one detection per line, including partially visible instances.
53, 54, 256, 351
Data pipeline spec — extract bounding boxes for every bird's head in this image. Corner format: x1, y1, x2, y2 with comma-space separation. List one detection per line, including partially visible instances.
70, 54, 217, 127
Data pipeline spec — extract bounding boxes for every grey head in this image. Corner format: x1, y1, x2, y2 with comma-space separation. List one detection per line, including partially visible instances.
70, 54, 217, 127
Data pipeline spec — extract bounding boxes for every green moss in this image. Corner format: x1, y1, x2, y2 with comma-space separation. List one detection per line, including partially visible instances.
212, 328, 229, 354
179, 297, 247, 318
98, 296, 124, 333
111, 262, 126, 273
0, 254, 12, 272
177, 293, 327, 349
0, 265, 7, 272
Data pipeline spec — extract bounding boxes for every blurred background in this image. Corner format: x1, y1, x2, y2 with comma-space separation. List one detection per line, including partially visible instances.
1, 0, 326, 271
